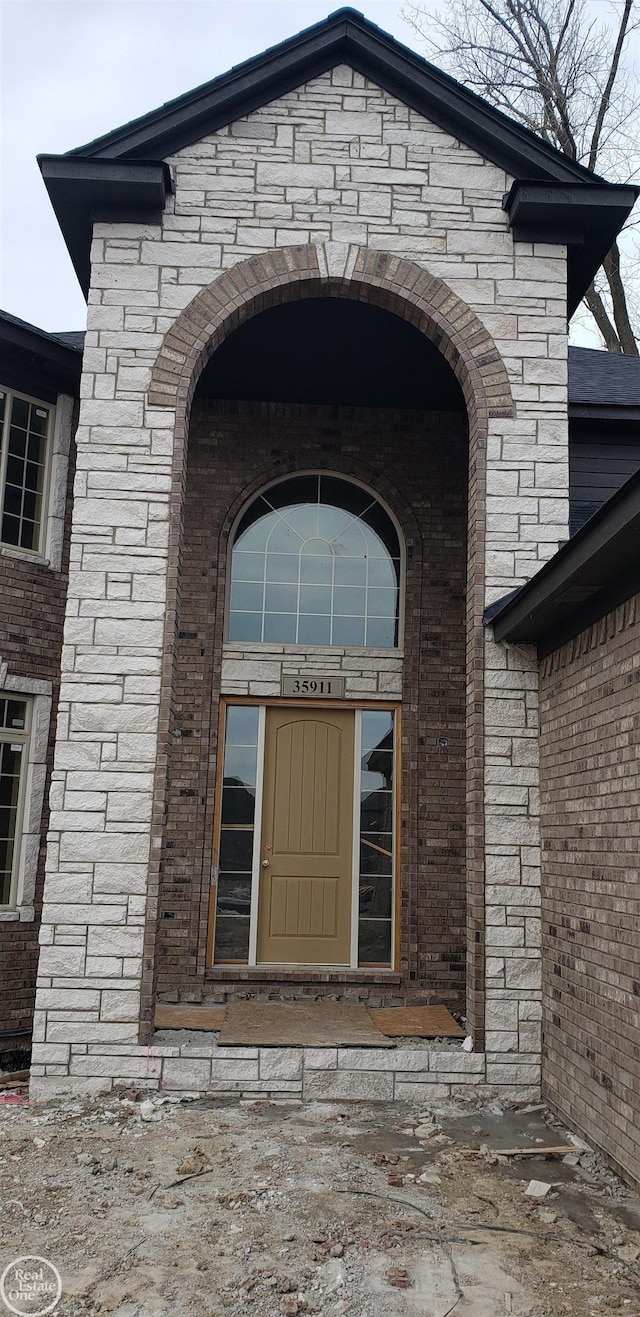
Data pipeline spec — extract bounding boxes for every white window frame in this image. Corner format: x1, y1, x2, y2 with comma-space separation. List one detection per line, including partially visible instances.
0, 665, 52, 921
0, 386, 72, 570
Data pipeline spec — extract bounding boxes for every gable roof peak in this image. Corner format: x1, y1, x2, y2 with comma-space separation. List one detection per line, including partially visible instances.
39, 8, 638, 304
64, 6, 600, 182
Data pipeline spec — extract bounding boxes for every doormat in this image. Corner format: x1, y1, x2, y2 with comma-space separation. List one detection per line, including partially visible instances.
218, 1000, 396, 1048
369, 1006, 465, 1038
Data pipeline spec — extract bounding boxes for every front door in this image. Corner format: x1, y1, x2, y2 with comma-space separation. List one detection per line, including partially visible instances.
256, 707, 354, 964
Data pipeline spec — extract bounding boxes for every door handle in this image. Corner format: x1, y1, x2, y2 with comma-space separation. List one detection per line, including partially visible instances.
262, 859, 270, 868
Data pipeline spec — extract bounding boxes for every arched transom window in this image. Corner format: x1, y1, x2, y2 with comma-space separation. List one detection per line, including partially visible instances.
228, 475, 401, 648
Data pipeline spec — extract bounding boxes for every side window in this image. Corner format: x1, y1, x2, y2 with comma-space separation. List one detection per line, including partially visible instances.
0, 697, 30, 909
228, 474, 402, 648
0, 387, 53, 553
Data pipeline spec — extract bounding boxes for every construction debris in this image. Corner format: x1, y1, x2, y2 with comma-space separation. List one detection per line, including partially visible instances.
487, 1145, 577, 1158
0, 1068, 29, 1091
524, 1180, 554, 1198
0, 1091, 638, 1316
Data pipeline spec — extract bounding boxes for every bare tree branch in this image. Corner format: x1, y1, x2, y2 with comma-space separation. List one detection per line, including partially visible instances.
402, 0, 640, 352
603, 240, 640, 354
588, 0, 634, 170
584, 283, 624, 351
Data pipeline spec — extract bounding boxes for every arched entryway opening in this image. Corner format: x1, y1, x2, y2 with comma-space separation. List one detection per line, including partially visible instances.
143, 246, 514, 1049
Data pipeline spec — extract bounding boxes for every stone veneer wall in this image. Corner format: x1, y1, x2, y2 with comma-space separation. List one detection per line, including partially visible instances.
31, 66, 567, 1095
156, 399, 467, 1006
539, 597, 640, 1191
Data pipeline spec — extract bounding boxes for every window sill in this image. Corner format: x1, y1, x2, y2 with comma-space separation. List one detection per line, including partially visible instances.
0, 543, 50, 568
0, 906, 34, 923
206, 966, 401, 984
222, 641, 404, 659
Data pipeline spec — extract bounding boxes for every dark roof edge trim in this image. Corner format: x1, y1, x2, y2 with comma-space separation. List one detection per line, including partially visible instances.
504, 181, 639, 316
569, 403, 640, 421
535, 561, 640, 659
504, 179, 640, 211
0, 310, 83, 378
38, 156, 174, 189
64, 8, 603, 187
38, 158, 173, 296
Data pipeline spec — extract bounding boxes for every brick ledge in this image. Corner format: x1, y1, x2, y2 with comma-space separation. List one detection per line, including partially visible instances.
204, 968, 402, 984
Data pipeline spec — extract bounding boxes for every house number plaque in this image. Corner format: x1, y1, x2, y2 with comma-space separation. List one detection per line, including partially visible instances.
281, 675, 346, 698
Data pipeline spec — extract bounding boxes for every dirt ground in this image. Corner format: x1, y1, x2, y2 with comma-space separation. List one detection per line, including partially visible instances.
1, 1086, 639, 1317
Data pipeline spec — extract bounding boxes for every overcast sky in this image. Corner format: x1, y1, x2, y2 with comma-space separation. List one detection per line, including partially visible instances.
1, 0, 419, 331
0, 0, 634, 342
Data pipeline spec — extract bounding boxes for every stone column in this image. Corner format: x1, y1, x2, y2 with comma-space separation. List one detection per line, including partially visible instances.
31, 255, 177, 1092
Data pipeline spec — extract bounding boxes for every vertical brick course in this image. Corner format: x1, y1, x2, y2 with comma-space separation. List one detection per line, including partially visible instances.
540, 595, 640, 1190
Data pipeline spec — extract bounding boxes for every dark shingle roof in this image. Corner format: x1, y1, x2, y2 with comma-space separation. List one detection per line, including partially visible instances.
52, 330, 85, 350
0, 310, 83, 395
0, 308, 83, 354
66, 8, 605, 182
568, 346, 640, 407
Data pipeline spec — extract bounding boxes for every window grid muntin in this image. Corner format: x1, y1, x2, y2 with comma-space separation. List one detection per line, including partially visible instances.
0, 387, 53, 554
229, 476, 400, 649
0, 698, 30, 908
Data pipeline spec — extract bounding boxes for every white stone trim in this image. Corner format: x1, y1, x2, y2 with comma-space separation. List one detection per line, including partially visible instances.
483, 632, 542, 1086
30, 1036, 541, 1104
44, 393, 74, 572
0, 666, 52, 920
221, 644, 403, 700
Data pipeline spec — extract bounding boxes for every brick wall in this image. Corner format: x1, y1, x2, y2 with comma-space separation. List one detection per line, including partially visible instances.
539, 595, 640, 1190
156, 399, 468, 1008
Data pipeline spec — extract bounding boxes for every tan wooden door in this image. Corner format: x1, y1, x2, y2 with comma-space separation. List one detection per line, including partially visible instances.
256, 707, 354, 965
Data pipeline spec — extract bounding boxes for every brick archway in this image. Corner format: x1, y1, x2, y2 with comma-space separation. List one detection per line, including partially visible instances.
141, 244, 513, 1050
148, 243, 513, 429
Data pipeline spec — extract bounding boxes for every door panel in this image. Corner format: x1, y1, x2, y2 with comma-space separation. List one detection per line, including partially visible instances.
257, 708, 354, 964
268, 875, 338, 938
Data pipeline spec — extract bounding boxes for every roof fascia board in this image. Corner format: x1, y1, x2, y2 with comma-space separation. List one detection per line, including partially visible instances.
0, 315, 82, 378
39, 156, 173, 189
68, 13, 353, 158
66, 10, 599, 187
505, 179, 640, 218
504, 181, 639, 315
38, 158, 172, 295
